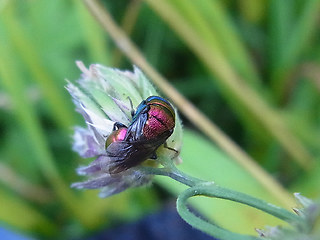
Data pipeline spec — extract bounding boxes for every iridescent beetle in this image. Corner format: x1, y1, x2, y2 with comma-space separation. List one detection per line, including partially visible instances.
105, 96, 176, 174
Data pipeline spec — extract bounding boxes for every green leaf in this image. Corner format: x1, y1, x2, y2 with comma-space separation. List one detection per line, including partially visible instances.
290, 160, 320, 199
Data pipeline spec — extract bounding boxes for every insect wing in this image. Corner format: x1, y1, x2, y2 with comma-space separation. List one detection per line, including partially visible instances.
106, 141, 135, 174
125, 111, 148, 141
106, 139, 158, 174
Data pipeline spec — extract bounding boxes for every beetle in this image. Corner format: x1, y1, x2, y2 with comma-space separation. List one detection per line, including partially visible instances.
105, 96, 176, 174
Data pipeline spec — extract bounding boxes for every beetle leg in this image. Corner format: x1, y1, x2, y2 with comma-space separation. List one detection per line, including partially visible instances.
150, 152, 157, 160
164, 142, 178, 154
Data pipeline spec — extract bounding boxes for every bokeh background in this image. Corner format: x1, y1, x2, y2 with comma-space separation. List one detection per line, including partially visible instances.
0, 0, 319, 239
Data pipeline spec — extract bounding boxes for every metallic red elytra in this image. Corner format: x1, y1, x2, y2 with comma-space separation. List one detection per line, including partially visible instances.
105, 96, 175, 174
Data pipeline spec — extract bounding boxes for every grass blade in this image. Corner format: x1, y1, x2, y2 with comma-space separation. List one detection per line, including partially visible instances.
1, 2, 76, 132
73, 0, 111, 64
171, 0, 262, 88
145, 0, 314, 169
270, 0, 320, 102
0, 34, 98, 228
0, 189, 56, 235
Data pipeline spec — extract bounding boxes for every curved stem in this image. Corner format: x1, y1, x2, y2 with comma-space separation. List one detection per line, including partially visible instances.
142, 159, 300, 224
178, 198, 259, 239
141, 160, 301, 240
177, 183, 301, 240
139, 165, 204, 187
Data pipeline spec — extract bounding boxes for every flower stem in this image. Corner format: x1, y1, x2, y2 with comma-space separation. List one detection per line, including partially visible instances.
177, 187, 259, 240
140, 165, 203, 187
176, 183, 301, 240
141, 161, 302, 240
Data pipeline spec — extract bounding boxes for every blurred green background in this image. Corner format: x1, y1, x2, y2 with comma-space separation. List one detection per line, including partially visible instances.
0, 0, 319, 239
